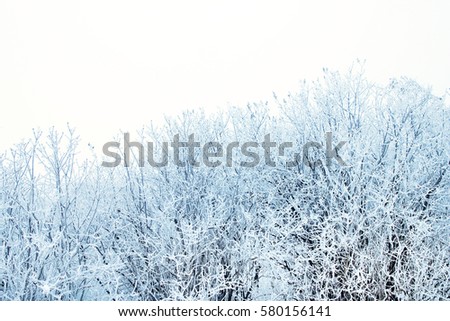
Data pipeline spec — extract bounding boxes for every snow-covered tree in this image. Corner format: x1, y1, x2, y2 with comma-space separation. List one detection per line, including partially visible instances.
1, 66, 448, 300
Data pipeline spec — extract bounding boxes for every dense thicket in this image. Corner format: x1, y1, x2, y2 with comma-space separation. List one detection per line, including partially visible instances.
1, 68, 449, 300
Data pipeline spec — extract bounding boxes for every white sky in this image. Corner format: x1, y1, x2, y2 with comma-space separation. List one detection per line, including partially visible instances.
0, 0, 449, 152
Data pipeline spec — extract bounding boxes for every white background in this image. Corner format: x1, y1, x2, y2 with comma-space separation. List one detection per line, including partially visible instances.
1, 0, 449, 152
0, 301, 448, 320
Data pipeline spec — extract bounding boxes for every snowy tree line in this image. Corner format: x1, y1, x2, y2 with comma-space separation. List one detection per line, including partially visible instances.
0, 68, 449, 300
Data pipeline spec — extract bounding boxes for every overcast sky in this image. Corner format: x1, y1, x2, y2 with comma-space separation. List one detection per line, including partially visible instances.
0, 0, 449, 152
